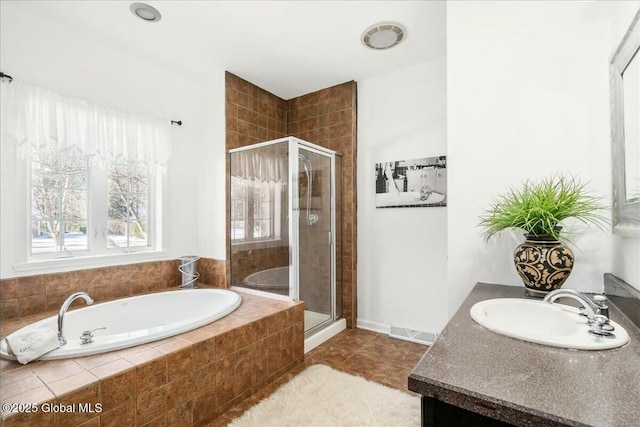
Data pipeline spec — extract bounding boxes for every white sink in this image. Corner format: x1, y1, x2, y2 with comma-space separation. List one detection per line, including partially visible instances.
470, 298, 629, 350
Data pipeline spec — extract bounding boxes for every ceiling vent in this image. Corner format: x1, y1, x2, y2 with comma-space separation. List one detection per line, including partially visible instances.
362, 22, 406, 50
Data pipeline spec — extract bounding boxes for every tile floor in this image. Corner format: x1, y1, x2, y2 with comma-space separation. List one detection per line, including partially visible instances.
207, 328, 428, 426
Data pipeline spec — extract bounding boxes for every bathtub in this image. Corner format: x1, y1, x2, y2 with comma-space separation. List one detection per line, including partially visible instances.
0, 288, 241, 361
243, 266, 289, 295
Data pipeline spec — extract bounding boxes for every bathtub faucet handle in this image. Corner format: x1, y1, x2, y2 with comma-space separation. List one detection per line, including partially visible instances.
79, 327, 106, 345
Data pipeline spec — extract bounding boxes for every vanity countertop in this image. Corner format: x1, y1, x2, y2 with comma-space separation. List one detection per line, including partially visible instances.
408, 283, 640, 427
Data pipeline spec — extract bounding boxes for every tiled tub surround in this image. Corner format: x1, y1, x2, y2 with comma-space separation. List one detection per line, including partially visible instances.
0, 288, 304, 426
408, 283, 640, 427
197, 258, 227, 289
0, 258, 227, 321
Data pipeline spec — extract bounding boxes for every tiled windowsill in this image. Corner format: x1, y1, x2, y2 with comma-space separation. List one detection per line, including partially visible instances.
0, 287, 304, 426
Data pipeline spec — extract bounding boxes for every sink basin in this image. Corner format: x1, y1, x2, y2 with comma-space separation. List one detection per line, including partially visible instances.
470, 298, 629, 350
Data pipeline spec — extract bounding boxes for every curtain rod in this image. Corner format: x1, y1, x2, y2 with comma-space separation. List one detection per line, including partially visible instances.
0, 71, 182, 126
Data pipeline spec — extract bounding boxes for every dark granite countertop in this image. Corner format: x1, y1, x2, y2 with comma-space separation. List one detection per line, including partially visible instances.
408, 283, 640, 427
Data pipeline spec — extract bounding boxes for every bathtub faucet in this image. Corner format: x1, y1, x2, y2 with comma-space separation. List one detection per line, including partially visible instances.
58, 292, 94, 346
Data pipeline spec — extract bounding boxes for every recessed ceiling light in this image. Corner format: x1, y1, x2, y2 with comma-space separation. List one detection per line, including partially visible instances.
130, 2, 162, 23
362, 22, 406, 50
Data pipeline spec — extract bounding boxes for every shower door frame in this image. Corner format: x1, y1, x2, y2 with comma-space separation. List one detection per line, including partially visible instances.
289, 138, 338, 336
228, 137, 339, 334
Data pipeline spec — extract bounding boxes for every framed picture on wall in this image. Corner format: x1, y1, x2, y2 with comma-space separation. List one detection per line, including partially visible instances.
375, 156, 447, 208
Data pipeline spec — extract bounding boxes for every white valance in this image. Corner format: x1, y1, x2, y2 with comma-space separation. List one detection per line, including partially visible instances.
3, 80, 171, 165
231, 149, 288, 184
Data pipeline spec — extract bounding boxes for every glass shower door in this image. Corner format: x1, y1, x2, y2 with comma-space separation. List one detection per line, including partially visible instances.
230, 137, 341, 337
297, 146, 333, 333
229, 141, 290, 296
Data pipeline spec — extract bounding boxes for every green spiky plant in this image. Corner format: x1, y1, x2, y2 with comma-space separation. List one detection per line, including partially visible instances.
479, 174, 608, 243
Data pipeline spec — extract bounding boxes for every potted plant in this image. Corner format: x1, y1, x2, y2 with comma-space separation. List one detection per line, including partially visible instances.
479, 174, 607, 297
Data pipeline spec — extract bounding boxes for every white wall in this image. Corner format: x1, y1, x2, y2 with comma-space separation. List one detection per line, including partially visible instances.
357, 59, 449, 334
196, 74, 227, 260
447, 1, 615, 315
609, 1, 640, 292
0, 3, 224, 278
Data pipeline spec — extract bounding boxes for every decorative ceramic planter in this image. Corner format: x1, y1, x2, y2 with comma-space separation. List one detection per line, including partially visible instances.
513, 234, 574, 298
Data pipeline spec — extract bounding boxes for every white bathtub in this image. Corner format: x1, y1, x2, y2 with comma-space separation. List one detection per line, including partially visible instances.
0, 288, 241, 361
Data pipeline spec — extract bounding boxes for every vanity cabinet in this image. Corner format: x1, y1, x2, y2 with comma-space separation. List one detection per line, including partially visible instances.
420, 396, 513, 427
408, 283, 640, 427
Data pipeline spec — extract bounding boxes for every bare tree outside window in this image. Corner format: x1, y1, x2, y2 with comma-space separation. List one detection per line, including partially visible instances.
30, 154, 151, 255
107, 161, 149, 249
31, 153, 89, 254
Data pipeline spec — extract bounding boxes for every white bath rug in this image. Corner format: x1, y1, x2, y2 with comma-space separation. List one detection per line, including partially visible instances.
228, 364, 420, 427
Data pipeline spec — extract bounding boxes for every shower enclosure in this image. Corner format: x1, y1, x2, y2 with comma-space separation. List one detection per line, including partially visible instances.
229, 137, 343, 337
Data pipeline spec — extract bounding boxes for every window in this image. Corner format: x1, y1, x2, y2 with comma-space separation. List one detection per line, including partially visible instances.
107, 161, 149, 249
30, 153, 90, 254
29, 153, 155, 259
231, 177, 279, 242
2, 79, 169, 266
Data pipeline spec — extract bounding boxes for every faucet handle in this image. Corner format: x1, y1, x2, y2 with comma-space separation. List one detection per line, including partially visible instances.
592, 295, 609, 318
593, 295, 608, 303
79, 327, 106, 345
588, 315, 615, 337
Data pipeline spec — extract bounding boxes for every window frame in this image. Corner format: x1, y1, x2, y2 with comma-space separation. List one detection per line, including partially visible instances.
25, 152, 161, 264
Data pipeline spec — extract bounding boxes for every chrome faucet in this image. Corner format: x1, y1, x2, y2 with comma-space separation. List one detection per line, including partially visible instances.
544, 289, 599, 319
58, 292, 94, 346
543, 289, 615, 337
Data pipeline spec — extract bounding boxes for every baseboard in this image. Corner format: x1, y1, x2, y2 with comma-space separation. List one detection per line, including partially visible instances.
357, 319, 436, 345
356, 319, 390, 334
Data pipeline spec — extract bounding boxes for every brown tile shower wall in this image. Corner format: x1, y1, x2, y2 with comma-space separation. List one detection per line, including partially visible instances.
0, 258, 227, 321
225, 73, 357, 327
288, 82, 358, 327
225, 72, 288, 151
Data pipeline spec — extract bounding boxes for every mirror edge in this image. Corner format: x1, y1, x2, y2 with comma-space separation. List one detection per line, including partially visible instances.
611, 8, 640, 237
